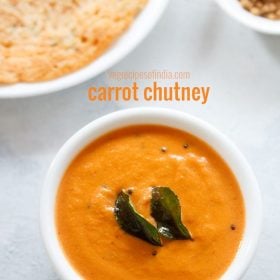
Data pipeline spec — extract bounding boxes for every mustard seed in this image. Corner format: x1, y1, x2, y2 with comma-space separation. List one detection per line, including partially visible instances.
231, 224, 237, 231
127, 188, 133, 195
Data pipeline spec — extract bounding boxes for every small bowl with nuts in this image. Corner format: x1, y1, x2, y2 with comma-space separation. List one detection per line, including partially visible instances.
215, 0, 280, 34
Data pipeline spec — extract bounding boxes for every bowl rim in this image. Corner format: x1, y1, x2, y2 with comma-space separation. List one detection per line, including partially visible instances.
40, 107, 262, 280
0, 0, 169, 99
215, 0, 280, 34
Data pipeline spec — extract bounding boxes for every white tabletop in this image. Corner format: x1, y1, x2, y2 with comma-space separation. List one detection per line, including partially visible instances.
0, 0, 279, 279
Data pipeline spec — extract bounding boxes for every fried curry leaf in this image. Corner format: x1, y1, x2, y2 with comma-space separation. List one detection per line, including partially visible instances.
114, 191, 162, 246
151, 187, 192, 240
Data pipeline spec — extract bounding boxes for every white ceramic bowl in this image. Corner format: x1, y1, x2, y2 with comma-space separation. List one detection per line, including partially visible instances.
41, 107, 262, 280
215, 0, 280, 34
0, 0, 169, 99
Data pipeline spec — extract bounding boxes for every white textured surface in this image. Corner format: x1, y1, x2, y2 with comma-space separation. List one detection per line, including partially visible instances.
0, 0, 279, 279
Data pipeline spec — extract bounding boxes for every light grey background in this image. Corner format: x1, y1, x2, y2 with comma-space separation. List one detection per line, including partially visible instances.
0, 0, 279, 279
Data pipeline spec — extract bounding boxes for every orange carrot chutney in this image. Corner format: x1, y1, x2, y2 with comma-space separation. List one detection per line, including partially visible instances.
56, 125, 245, 280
